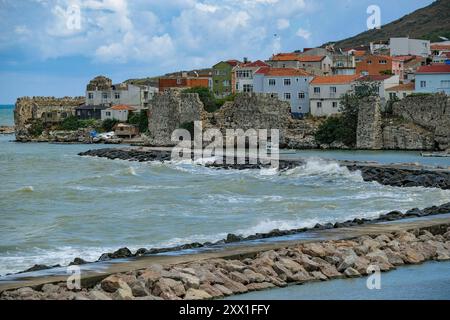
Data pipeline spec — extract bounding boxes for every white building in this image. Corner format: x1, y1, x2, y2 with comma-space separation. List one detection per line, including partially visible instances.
309, 75, 360, 117
356, 75, 400, 105
232, 60, 269, 93
390, 37, 431, 57
385, 83, 415, 100
86, 76, 158, 110
101, 105, 137, 122
253, 67, 313, 115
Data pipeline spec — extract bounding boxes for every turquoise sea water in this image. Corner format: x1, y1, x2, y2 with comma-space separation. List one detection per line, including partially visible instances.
0, 105, 14, 126
226, 261, 450, 300
0, 106, 450, 277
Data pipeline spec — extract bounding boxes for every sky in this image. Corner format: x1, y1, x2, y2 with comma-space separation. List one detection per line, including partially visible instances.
0, 0, 435, 104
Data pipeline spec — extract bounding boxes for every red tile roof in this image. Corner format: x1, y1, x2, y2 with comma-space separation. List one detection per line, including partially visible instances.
109, 105, 136, 111
392, 55, 416, 62
386, 83, 415, 91
240, 60, 270, 68
359, 75, 395, 81
311, 75, 361, 84
226, 60, 241, 67
431, 44, 450, 51
416, 64, 450, 74
255, 67, 311, 77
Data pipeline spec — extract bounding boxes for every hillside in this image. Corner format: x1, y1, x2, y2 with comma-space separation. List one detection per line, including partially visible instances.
327, 0, 450, 49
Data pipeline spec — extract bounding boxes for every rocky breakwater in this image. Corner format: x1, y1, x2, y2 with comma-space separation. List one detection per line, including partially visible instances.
2, 224, 450, 300
347, 165, 450, 190
0, 126, 14, 134
14, 96, 86, 142
79, 148, 450, 189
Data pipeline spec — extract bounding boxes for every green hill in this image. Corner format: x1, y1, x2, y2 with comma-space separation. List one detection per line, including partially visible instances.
326, 0, 450, 49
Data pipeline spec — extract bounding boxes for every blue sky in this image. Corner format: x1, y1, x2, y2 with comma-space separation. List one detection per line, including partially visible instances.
0, 0, 435, 103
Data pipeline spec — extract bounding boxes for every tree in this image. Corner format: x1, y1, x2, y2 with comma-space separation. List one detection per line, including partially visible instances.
315, 82, 380, 147
182, 86, 236, 113
60, 116, 80, 131
102, 118, 119, 132
128, 110, 148, 132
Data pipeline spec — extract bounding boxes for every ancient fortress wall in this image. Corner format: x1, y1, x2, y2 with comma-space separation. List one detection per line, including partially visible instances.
356, 93, 450, 151
147, 91, 205, 146
14, 96, 85, 141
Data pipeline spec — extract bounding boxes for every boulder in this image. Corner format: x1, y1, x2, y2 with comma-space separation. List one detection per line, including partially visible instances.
243, 269, 266, 283
301, 243, 327, 257
100, 274, 133, 293
246, 282, 275, 291
344, 267, 360, 278
184, 288, 212, 300
199, 283, 224, 298
153, 278, 186, 298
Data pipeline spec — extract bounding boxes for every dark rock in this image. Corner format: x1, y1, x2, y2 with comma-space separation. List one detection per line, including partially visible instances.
69, 257, 88, 266
225, 234, 243, 243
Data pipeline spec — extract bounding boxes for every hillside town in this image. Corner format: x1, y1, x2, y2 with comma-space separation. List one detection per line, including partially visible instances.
12, 37, 450, 150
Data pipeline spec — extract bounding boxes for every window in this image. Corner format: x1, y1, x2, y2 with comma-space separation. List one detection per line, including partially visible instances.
314, 87, 320, 94
88, 93, 94, 99
389, 92, 397, 100
223, 80, 230, 87
102, 92, 108, 99
298, 92, 305, 99
403, 93, 407, 98
420, 81, 426, 88
243, 84, 253, 93
106, 111, 111, 116
176, 78, 182, 85
330, 87, 337, 93
237, 70, 251, 78
269, 79, 276, 86
284, 79, 291, 86
284, 93, 291, 100
441, 80, 450, 88
317, 102, 322, 108
367, 60, 372, 65
114, 92, 120, 99
361, 71, 369, 76
379, 60, 387, 64
270, 93, 278, 98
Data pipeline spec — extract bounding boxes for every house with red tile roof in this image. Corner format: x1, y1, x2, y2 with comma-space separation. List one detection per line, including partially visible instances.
356, 54, 393, 76
386, 83, 415, 100
231, 60, 269, 94
392, 55, 416, 80
309, 75, 361, 117
101, 105, 137, 122
253, 67, 314, 115
356, 74, 400, 105
267, 53, 332, 75
415, 64, 450, 95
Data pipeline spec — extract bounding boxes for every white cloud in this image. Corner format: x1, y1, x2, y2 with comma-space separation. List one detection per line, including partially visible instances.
277, 18, 290, 30
296, 27, 311, 40
1, 0, 316, 69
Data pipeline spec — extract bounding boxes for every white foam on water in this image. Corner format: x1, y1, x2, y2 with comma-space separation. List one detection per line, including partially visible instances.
283, 158, 364, 182
17, 186, 34, 192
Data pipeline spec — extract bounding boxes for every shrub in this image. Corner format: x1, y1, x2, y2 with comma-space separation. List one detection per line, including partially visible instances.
128, 110, 148, 132
29, 120, 44, 137
182, 87, 236, 113
315, 82, 380, 147
102, 118, 119, 132
60, 115, 80, 131
179, 121, 195, 138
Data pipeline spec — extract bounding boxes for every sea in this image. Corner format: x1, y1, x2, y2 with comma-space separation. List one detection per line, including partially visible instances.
0, 104, 450, 275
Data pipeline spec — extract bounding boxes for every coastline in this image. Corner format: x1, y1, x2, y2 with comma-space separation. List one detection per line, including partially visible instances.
1, 214, 449, 300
